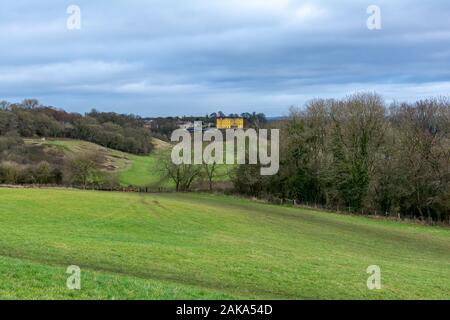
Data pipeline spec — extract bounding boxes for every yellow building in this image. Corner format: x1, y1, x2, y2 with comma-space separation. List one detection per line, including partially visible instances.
216, 118, 244, 129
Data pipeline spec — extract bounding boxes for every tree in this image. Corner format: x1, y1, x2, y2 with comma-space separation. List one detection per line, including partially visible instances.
203, 161, 218, 191
0, 110, 17, 135
35, 161, 53, 184
389, 98, 450, 221
0, 162, 22, 184
158, 151, 202, 191
21, 99, 40, 109
67, 153, 100, 188
0, 101, 11, 110
231, 163, 265, 197
329, 93, 386, 210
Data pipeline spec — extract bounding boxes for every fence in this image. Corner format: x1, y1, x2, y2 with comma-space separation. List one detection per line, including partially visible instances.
0, 183, 172, 194
262, 196, 450, 226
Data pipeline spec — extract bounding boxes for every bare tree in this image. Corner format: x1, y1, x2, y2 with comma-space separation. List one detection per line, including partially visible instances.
158, 151, 202, 191
67, 153, 101, 188
21, 99, 40, 109
203, 161, 218, 191
0, 101, 11, 110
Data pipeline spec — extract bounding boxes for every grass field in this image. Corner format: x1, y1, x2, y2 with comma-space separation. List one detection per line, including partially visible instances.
0, 188, 449, 299
118, 153, 166, 187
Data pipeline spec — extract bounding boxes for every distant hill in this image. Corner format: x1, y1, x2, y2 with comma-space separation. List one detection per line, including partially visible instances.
266, 116, 287, 122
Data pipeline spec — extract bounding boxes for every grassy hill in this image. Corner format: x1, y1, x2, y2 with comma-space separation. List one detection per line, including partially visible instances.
0, 188, 448, 299
24, 138, 170, 187
24, 138, 232, 189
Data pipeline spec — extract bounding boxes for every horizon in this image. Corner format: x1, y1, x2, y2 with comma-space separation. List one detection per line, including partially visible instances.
3, 93, 448, 118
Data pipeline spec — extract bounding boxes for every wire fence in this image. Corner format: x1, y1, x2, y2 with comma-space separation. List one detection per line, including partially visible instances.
263, 197, 450, 226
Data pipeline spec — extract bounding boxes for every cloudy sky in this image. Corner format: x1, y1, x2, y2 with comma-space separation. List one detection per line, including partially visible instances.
1, 0, 449, 116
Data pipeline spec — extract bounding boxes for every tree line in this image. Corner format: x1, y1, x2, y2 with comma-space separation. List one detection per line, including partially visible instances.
0, 99, 154, 155
147, 111, 268, 140
154, 93, 450, 223
233, 93, 450, 222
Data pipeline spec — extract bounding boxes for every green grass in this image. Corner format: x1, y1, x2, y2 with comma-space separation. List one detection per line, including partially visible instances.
0, 255, 234, 299
0, 188, 449, 299
118, 154, 166, 187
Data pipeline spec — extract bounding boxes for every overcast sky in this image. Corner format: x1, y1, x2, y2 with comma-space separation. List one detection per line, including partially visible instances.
1, 0, 449, 116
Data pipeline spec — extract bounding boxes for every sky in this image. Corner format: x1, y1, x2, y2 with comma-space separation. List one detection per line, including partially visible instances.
0, 0, 449, 117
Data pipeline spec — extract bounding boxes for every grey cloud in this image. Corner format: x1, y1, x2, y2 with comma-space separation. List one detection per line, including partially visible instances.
0, 0, 449, 116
